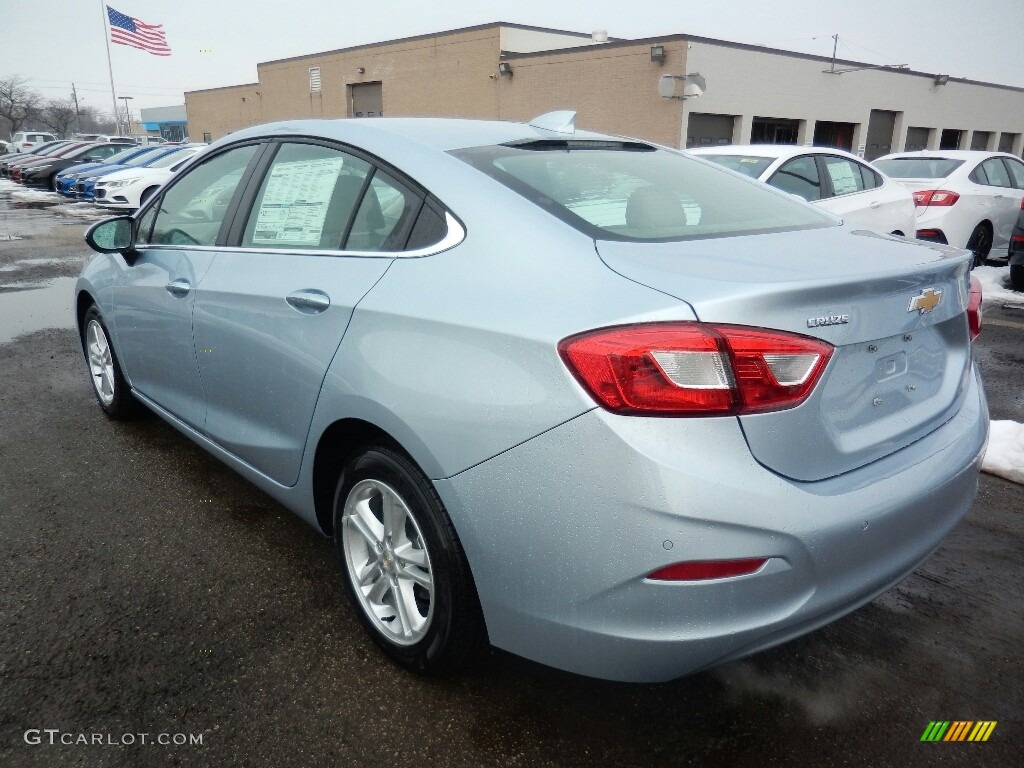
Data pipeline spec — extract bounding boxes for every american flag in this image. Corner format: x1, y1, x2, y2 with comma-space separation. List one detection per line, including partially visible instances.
107, 6, 171, 56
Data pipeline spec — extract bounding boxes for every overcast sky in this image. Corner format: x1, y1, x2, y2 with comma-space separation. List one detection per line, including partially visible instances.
3, 0, 1022, 117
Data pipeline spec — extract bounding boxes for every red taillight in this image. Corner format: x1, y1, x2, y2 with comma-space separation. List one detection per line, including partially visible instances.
968, 275, 982, 341
912, 189, 960, 207
558, 323, 833, 416
21, 142, 32, 147
648, 558, 768, 581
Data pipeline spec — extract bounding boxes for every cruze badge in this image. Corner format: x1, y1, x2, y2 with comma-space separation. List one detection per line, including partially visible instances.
807, 314, 849, 328
908, 288, 942, 314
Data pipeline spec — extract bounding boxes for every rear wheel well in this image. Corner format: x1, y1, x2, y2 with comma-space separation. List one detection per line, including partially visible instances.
312, 419, 402, 536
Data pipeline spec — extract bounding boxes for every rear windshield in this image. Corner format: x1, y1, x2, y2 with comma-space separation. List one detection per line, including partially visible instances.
695, 154, 774, 179
873, 158, 965, 179
451, 142, 832, 242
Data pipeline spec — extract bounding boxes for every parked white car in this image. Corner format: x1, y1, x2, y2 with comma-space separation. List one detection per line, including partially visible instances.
93, 146, 204, 209
6, 130, 57, 153
688, 145, 916, 237
874, 150, 1024, 264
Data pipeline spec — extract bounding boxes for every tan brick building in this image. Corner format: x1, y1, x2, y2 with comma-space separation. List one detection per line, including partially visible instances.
186, 22, 1024, 159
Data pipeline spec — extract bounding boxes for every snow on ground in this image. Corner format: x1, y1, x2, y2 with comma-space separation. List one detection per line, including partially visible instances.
974, 265, 1024, 306
983, 420, 1024, 486
50, 202, 108, 220
9, 188, 61, 203
0, 178, 22, 193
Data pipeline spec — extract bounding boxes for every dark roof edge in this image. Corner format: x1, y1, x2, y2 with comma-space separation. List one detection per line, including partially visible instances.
185, 82, 260, 96
507, 32, 1024, 93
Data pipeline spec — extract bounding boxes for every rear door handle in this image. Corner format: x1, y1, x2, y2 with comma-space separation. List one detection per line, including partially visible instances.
286, 290, 331, 314
165, 278, 191, 298
869, 201, 881, 209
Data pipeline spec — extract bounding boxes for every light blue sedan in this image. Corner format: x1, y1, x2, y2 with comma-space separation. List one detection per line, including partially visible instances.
75, 114, 988, 682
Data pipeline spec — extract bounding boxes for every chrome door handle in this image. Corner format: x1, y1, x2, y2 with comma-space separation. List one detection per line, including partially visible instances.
869, 201, 881, 208
165, 278, 191, 298
994, 194, 1006, 199
286, 290, 330, 314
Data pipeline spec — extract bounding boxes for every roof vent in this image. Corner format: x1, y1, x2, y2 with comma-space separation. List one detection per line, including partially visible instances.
529, 110, 577, 135
591, 30, 608, 43
309, 67, 322, 93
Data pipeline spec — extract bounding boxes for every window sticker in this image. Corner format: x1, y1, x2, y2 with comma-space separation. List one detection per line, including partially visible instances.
251, 157, 345, 246
826, 162, 860, 195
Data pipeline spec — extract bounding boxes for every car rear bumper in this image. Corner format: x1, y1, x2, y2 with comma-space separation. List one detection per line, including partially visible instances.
437, 363, 987, 682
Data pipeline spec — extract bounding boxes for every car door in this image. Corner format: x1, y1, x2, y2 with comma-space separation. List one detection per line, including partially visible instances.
113, 143, 261, 429
968, 158, 1019, 250
820, 154, 913, 234
1000, 157, 1024, 245
191, 140, 422, 486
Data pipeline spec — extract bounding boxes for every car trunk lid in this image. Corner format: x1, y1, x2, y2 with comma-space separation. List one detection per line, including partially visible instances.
596, 226, 974, 481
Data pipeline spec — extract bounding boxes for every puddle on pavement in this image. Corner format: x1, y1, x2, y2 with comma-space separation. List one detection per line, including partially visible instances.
0, 276, 77, 343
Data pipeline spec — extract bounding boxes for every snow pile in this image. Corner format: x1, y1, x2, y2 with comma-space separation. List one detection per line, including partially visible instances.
973, 265, 1024, 306
0, 178, 23, 193
9, 188, 60, 203
51, 203, 108, 220
982, 420, 1024, 485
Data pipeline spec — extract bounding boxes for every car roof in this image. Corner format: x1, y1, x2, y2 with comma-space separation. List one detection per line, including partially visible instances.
688, 145, 867, 162
877, 150, 1018, 160
220, 117, 625, 153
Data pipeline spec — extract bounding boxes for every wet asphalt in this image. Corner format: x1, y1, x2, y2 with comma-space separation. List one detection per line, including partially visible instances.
0, 185, 1021, 768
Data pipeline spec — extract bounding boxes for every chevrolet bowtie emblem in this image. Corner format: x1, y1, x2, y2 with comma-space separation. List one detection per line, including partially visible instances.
908, 288, 942, 314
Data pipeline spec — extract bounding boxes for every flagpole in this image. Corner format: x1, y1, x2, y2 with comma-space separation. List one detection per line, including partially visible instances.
100, 0, 120, 134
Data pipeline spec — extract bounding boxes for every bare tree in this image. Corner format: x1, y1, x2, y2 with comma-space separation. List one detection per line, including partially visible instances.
39, 98, 78, 138
78, 105, 116, 135
0, 75, 43, 138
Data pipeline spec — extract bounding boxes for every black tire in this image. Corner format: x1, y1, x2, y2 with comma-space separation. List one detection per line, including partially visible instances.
1011, 264, 1024, 292
81, 305, 141, 420
332, 445, 485, 675
967, 223, 992, 268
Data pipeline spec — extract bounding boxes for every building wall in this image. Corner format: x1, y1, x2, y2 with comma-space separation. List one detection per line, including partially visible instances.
683, 41, 1024, 156
499, 26, 601, 53
499, 40, 687, 147
185, 83, 262, 141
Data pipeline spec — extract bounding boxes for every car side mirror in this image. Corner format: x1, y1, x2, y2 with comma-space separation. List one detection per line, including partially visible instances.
85, 216, 138, 263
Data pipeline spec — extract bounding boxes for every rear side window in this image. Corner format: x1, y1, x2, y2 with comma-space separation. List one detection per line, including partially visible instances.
453, 143, 831, 242
873, 158, 964, 178
769, 156, 822, 201
978, 158, 1012, 187
820, 156, 868, 197
242, 142, 371, 250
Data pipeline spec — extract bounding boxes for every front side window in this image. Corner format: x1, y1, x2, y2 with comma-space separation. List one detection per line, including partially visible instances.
145, 144, 258, 247
1003, 157, 1024, 189
820, 156, 869, 197
453, 143, 832, 242
242, 142, 371, 250
769, 156, 822, 201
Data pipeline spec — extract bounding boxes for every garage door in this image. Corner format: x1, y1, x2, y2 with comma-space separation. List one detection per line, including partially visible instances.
686, 113, 735, 148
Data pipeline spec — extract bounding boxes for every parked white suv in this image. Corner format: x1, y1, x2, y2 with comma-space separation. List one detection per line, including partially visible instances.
6, 131, 57, 153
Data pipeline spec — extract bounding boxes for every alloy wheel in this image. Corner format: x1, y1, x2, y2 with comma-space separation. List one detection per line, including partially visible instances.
86, 319, 116, 406
341, 479, 434, 646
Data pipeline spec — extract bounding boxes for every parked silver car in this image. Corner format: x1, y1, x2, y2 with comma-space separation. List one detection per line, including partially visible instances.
76, 114, 988, 682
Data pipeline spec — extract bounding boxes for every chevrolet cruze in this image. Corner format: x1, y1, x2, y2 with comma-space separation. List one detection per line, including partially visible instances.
76, 114, 988, 682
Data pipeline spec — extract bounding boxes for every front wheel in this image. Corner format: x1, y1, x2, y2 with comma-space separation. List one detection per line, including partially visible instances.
1011, 264, 1024, 292
81, 306, 140, 420
333, 445, 485, 675
967, 223, 992, 268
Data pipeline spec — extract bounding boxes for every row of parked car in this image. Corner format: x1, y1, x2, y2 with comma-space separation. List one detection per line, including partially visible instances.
2, 131, 175, 155
689, 145, 1024, 284
0, 139, 204, 209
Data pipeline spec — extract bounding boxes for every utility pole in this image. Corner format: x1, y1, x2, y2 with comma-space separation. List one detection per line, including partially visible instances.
71, 83, 82, 135
118, 95, 134, 137
829, 34, 839, 74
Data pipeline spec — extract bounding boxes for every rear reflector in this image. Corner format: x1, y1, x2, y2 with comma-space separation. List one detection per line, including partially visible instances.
912, 189, 960, 207
559, 323, 833, 416
648, 558, 768, 581
968, 275, 982, 341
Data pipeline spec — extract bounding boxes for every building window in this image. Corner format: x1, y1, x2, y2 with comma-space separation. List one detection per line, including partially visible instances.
939, 129, 962, 150
812, 121, 856, 152
202, 132, 212, 143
